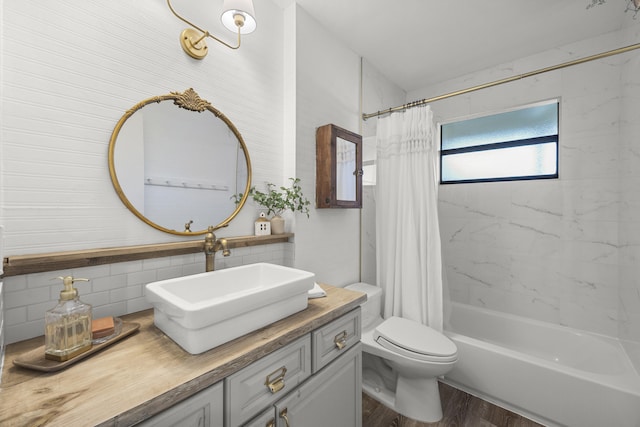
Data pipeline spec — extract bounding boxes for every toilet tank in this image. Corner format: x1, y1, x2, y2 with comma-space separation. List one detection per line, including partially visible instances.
345, 283, 382, 330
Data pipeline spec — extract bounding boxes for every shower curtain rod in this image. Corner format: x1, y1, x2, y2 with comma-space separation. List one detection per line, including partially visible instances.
362, 42, 640, 121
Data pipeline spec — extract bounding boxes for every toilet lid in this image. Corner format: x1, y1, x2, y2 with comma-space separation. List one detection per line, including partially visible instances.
373, 316, 457, 361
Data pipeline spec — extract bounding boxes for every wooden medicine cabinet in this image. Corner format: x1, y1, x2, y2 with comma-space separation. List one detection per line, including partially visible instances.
316, 124, 363, 208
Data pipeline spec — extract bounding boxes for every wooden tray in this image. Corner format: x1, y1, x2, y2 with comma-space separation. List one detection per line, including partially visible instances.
13, 320, 140, 372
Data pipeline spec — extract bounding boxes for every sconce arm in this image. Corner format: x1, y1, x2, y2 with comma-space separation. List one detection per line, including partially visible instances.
167, 0, 242, 50
209, 27, 242, 50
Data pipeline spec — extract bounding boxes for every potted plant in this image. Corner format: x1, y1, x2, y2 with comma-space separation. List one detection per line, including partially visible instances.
245, 178, 310, 234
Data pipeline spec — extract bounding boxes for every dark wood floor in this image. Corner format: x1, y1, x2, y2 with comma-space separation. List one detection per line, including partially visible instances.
362, 382, 544, 427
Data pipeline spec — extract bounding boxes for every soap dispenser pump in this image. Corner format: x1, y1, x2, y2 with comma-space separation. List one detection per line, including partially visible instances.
45, 276, 93, 362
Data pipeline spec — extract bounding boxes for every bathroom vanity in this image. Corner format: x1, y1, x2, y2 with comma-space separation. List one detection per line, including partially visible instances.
0, 284, 365, 426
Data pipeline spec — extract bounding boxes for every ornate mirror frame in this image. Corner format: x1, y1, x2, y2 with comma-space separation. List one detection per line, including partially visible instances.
108, 88, 252, 235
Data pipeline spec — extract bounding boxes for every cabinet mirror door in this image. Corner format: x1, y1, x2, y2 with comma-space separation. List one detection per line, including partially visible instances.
336, 136, 358, 202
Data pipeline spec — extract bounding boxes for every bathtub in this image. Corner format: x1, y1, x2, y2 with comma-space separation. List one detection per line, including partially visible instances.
443, 302, 640, 427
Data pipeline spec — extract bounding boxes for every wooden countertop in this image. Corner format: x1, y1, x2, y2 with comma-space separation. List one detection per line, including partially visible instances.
0, 284, 366, 427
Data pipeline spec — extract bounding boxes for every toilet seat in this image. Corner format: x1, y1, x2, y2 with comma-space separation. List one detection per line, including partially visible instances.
374, 316, 457, 363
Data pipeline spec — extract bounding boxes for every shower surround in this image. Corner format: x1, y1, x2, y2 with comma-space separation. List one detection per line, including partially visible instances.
412, 24, 640, 370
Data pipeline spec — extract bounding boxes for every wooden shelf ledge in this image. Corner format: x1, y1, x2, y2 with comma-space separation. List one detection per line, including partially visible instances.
1, 233, 293, 277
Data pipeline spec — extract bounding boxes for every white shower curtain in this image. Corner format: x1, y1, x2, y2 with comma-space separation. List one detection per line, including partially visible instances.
375, 105, 444, 332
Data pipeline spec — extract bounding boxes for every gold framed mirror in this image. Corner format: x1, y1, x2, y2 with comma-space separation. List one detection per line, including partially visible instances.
108, 88, 252, 235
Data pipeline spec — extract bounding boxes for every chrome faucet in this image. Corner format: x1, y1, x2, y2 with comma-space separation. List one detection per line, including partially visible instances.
203, 226, 230, 272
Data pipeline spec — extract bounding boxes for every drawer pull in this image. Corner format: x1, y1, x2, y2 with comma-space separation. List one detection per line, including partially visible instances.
266, 419, 275, 427
265, 366, 287, 393
334, 330, 348, 350
280, 408, 291, 427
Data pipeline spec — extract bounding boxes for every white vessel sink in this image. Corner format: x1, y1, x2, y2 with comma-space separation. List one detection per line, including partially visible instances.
145, 263, 315, 354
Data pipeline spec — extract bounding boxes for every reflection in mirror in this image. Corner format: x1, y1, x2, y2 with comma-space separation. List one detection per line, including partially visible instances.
336, 137, 357, 201
108, 89, 251, 235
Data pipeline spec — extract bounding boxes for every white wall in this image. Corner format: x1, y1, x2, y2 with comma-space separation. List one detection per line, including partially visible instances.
290, 5, 361, 286
405, 21, 640, 362
0, 0, 376, 344
288, 9, 407, 286
1, 0, 286, 251
0, 0, 292, 344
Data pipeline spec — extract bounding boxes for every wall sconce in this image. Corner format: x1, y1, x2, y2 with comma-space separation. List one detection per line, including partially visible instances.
167, 0, 257, 59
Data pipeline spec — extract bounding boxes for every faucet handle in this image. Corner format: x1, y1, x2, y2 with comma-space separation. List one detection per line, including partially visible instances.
205, 226, 216, 242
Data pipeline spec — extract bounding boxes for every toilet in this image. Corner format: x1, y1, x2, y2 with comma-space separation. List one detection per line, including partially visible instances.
346, 282, 457, 422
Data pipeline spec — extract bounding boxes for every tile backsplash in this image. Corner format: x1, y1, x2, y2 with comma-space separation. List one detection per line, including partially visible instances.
2, 242, 293, 345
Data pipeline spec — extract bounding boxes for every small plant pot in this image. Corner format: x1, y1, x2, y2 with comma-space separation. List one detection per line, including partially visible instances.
270, 215, 285, 235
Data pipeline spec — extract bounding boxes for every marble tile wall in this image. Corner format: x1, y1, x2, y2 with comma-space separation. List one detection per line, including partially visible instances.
405, 23, 640, 351
618, 24, 640, 370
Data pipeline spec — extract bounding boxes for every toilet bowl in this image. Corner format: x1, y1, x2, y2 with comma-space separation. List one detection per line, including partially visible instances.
346, 282, 457, 422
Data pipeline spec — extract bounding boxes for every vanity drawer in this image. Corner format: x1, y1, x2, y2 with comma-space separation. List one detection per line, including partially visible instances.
225, 335, 311, 427
312, 307, 361, 372
137, 381, 223, 427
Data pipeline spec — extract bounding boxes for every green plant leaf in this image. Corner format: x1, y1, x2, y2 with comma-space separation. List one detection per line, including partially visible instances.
239, 178, 310, 218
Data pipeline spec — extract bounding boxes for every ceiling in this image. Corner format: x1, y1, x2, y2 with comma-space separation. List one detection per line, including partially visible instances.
293, 0, 631, 93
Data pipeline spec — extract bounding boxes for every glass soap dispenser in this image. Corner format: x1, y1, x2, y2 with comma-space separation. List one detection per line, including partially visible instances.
45, 276, 93, 361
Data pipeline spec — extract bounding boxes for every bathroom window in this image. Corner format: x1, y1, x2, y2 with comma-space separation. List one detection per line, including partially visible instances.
440, 100, 559, 184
